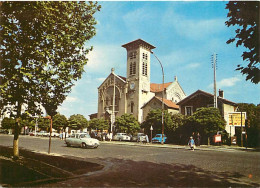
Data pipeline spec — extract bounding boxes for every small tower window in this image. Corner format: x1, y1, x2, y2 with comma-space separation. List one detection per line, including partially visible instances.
130, 62, 136, 76
142, 53, 148, 60
142, 62, 147, 76
131, 102, 134, 113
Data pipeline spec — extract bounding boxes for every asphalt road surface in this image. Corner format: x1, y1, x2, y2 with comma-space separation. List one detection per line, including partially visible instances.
1, 134, 259, 187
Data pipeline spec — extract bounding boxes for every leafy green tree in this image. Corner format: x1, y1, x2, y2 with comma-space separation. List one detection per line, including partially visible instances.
68, 114, 88, 130
52, 113, 68, 131
189, 107, 226, 145
1, 117, 15, 130
0, 1, 100, 158
114, 114, 140, 135
37, 118, 50, 131
225, 1, 259, 83
141, 109, 173, 138
89, 118, 109, 131
167, 113, 186, 143
237, 103, 260, 147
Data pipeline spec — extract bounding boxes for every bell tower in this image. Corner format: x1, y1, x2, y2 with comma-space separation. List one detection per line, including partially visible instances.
122, 39, 156, 122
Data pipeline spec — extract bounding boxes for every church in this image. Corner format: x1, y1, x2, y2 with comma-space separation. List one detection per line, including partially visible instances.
96, 39, 186, 123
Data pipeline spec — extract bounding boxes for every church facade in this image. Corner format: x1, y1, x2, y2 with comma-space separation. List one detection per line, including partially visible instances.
97, 39, 186, 122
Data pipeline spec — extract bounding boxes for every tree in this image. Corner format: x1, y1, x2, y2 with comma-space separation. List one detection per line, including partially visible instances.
37, 118, 50, 131
141, 109, 173, 138
237, 103, 260, 147
114, 114, 140, 135
89, 118, 109, 131
0, 2, 100, 158
1, 117, 15, 130
188, 107, 226, 145
52, 113, 68, 131
225, 1, 259, 83
68, 114, 88, 130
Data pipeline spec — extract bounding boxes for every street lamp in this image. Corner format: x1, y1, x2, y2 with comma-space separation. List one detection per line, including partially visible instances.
151, 51, 165, 145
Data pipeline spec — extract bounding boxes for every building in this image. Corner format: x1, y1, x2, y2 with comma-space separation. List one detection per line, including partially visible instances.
96, 39, 186, 123
177, 89, 238, 136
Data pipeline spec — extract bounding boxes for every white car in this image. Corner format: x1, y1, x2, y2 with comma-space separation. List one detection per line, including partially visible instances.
46, 132, 60, 137
113, 133, 131, 141
65, 133, 100, 149
36, 131, 48, 137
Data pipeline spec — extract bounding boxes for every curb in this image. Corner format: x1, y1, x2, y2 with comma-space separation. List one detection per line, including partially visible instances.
101, 141, 257, 152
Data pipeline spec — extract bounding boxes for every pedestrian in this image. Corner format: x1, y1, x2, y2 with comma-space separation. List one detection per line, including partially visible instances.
145, 134, 149, 144
196, 133, 201, 146
188, 136, 195, 151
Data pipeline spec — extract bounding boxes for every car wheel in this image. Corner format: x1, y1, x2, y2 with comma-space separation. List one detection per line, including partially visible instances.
119, 138, 122, 141
66, 143, 71, 147
81, 142, 87, 148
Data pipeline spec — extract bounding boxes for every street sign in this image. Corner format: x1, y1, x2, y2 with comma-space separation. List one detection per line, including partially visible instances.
228, 112, 246, 126
150, 126, 153, 131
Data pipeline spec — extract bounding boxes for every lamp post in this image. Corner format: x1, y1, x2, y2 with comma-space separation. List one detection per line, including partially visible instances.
151, 51, 164, 144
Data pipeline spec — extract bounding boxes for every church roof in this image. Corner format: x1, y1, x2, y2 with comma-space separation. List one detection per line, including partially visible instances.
118, 75, 126, 81
150, 82, 172, 93
141, 96, 179, 110
122, 39, 156, 50
155, 96, 179, 109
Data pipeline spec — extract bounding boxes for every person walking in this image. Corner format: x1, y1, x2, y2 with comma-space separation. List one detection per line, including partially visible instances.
196, 133, 201, 146
188, 136, 195, 151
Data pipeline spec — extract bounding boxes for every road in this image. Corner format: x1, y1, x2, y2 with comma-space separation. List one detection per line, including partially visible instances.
0, 134, 259, 187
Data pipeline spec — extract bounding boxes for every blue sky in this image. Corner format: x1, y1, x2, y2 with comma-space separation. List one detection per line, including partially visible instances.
57, 1, 260, 119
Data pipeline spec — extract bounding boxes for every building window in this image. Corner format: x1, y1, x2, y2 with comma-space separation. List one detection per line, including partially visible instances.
131, 102, 134, 113
129, 51, 136, 60
142, 62, 147, 76
185, 106, 193, 116
142, 53, 148, 60
130, 62, 136, 76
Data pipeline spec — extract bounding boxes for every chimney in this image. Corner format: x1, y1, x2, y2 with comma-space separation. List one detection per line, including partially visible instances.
219, 89, 224, 98
174, 76, 178, 81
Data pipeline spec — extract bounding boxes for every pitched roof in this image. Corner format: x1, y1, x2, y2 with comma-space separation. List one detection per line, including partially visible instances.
122, 39, 155, 50
141, 96, 179, 110
177, 90, 237, 106
150, 82, 172, 93
155, 96, 179, 109
118, 75, 126, 81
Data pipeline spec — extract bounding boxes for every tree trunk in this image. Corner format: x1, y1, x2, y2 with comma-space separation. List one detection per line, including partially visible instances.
13, 102, 22, 159
13, 138, 19, 159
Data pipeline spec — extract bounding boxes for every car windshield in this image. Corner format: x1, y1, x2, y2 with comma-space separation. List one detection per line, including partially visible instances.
155, 135, 161, 137
80, 134, 91, 138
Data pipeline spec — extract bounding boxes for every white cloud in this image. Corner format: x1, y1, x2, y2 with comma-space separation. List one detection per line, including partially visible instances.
218, 77, 241, 88
185, 63, 201, 69
208, 76, 241, 89
85, 44, 125, 75
65, 96, 78, 102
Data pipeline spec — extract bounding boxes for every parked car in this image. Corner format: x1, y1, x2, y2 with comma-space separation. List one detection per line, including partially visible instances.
36, 131, 48, 137
0, 129, 9, 134
113, 133, 131, 141
131, 133, 147, 142
152, 134, 167, 143
46, 132, 60, 137
65, 133, 100, 149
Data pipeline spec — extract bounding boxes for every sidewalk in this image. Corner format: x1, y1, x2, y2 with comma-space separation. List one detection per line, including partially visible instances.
101, 140, 258, 152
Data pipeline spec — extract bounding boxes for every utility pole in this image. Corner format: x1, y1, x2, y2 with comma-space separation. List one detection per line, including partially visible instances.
212, 53, 218, 108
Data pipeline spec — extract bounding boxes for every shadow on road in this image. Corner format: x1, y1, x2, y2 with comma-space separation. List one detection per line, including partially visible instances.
0, 145, 258, 187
